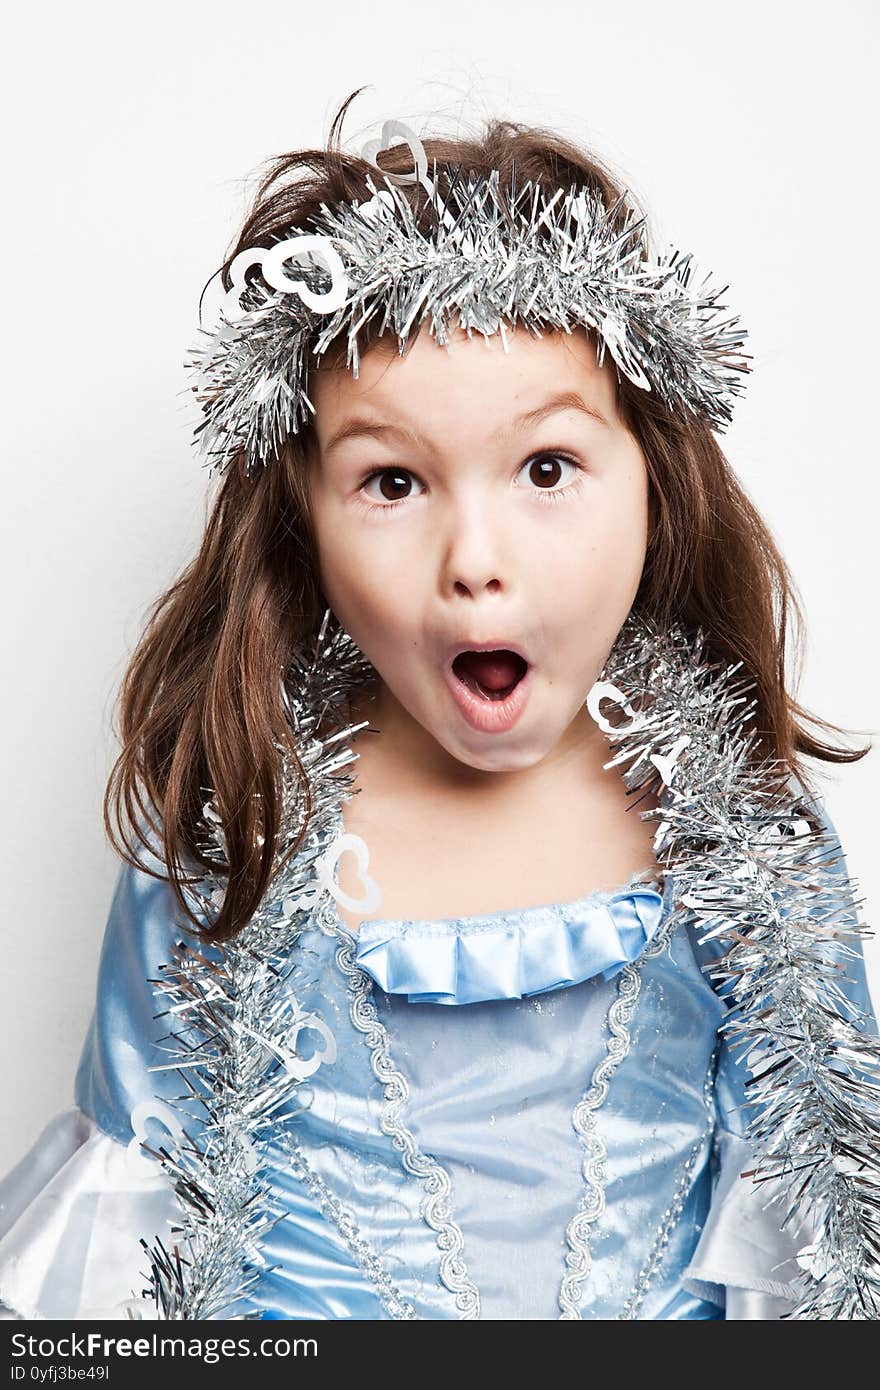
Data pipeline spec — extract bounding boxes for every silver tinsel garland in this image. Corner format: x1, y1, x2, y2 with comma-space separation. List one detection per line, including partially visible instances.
591, 618, 880, 1320
134, 611, 376, 1318
130, 608, 880, 1320
185, 151, 751, 479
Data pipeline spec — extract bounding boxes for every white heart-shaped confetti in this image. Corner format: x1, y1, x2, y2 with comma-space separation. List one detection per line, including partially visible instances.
317, 830, 382, 915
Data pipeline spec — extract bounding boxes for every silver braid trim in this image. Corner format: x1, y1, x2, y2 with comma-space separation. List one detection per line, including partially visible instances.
558, 906, 684, 1317
317, 895, 481, 1319
618, 1048, 718, 1319
279, 1132, 416, 1319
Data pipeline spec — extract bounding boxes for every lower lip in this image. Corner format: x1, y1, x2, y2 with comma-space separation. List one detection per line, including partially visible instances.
443, 662, 534, 734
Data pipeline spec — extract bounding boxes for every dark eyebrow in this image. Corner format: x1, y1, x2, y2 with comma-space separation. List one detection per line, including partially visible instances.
321, 389, 610, 457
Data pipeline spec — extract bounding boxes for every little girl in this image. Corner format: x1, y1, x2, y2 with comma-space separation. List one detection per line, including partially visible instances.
1, 92, 878, 1323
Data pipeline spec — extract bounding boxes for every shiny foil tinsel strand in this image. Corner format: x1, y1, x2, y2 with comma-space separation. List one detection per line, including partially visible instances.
185, 164, 751, 480
600, 614, 880, 1320
135, 610, 378, 1318
133, 608, 880, 1319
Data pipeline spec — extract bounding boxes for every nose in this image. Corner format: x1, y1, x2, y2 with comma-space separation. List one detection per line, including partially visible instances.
440, 493, 507, 598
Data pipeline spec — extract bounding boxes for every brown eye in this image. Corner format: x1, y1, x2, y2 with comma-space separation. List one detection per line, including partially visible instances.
518, 453, 580, 491
361, 468, 425, 504
531, 456, 562, 487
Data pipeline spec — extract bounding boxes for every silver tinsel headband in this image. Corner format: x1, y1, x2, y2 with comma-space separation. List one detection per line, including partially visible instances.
186, 119, 752, 479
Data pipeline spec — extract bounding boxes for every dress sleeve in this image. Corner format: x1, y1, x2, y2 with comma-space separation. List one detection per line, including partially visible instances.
680, 787, 878, 1320
0, 836, 203, 1320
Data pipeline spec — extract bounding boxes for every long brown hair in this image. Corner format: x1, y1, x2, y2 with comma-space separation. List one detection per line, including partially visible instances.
104, 88, 872, 941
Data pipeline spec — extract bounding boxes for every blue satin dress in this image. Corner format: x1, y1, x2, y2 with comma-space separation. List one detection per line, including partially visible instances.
0, 798, 876, 1321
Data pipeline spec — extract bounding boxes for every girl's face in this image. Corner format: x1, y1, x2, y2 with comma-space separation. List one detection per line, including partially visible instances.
307, 325, 651, 781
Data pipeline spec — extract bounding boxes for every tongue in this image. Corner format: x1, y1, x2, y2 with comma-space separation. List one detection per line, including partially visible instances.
455, 650, 524, 692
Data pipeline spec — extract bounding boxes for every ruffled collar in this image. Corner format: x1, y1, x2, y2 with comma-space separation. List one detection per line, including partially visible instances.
352, 870, 669, 1006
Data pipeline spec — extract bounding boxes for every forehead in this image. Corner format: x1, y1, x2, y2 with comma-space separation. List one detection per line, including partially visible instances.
309, 323, 620, 437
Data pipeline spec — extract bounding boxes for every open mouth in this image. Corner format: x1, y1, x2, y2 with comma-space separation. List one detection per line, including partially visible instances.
451, 649, 530, 702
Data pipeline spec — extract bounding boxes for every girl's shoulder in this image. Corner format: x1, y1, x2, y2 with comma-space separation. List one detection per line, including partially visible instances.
73, 821, 210, 1144
684, 768, 876, 1027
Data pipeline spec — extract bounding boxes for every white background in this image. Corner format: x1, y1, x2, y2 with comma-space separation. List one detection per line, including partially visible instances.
1, 0, 877, 1172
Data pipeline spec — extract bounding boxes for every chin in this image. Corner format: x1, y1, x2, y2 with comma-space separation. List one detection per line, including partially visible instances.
437, 729, 552, 775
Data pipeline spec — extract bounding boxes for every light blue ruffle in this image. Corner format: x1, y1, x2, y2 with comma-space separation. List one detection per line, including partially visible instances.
353, 882, 665, 1005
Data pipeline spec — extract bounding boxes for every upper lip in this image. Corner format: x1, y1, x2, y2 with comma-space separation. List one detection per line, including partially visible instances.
444, 639, 532, 674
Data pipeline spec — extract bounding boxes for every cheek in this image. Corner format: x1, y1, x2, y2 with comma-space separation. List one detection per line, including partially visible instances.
596, 465, 648, 563
594, 510, 648, 582
557, 483, 648, 586
535, 481, 648, 643
316, 531, 418, 648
